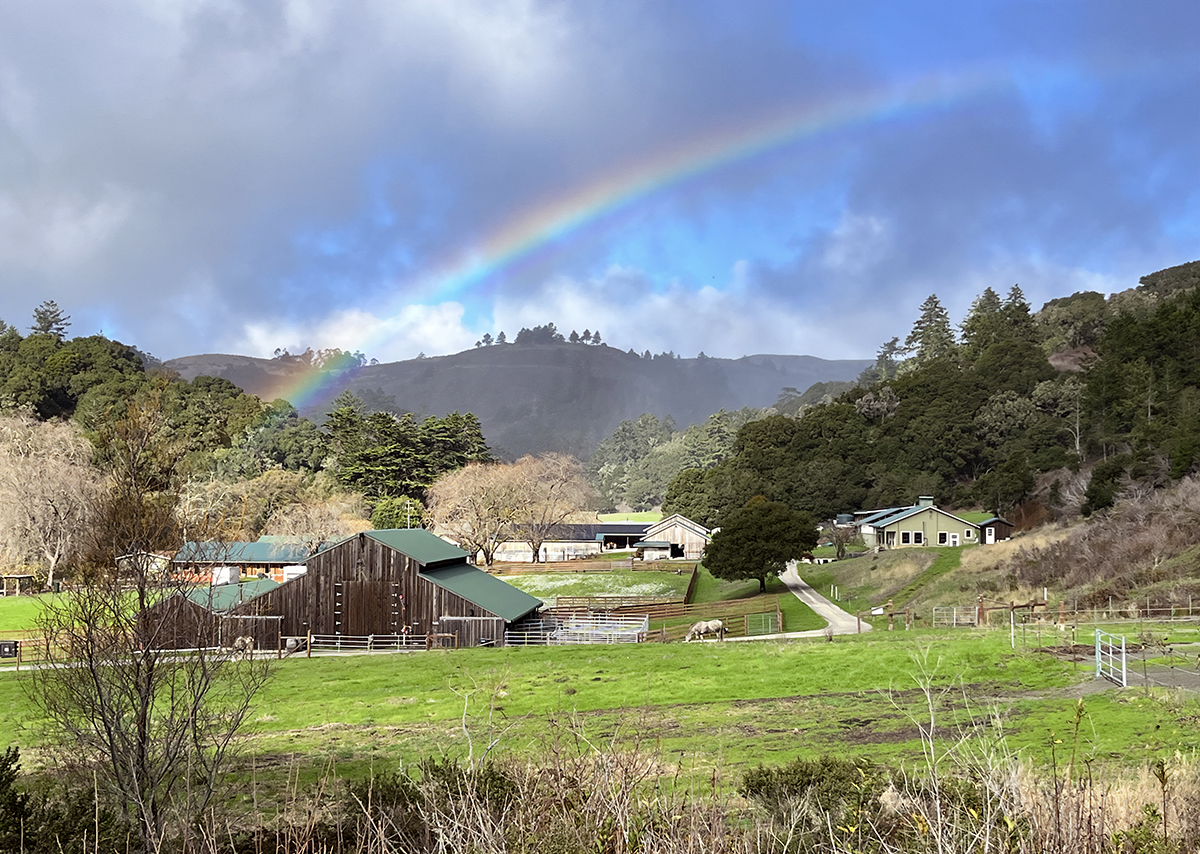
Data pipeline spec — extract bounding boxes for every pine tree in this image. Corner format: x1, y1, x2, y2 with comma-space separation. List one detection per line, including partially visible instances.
31, 300, 71, 339
904, 294, 955, 362
959, 287, 1004, 360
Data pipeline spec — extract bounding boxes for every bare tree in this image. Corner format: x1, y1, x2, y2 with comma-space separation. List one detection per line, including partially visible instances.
427, 462, 521, 567
26, 385, 273, 852
510, 453, 594, 563
261, 493, 371, 552
0, 413, 101, 589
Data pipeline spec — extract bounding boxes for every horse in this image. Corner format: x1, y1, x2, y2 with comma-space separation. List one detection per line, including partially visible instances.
684, 619, 725, 642
229, 635, 255, 658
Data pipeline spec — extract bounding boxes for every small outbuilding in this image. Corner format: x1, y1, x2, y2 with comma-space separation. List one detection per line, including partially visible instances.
173, 541, 314, 583
977, 516, 1015, 545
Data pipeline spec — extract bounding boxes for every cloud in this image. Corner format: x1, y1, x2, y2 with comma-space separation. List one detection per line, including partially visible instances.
0, 0, 1195, 363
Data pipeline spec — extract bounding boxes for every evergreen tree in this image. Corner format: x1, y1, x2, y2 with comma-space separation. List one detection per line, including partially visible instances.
903, 295, 955, 362
959, 287, 1004, 360
31, 300, 71, 339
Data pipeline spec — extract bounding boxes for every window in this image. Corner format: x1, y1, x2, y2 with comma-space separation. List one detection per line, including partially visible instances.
900, 531, 911, 544
965, 529, 974, 539
913, 532, 924, 544
938, 532, 948, 545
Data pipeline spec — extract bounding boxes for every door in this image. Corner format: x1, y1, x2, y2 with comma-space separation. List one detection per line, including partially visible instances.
949, 533, 959, 546
985, 527, 995, 544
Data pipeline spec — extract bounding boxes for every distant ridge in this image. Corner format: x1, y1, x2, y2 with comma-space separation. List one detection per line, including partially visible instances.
165, 344, 870, 459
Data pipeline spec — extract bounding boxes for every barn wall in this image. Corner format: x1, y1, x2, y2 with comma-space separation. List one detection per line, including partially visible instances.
140, 597, 219, 650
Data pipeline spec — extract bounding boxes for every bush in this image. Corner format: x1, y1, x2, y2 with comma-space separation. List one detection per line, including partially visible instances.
740, 755, 886, 818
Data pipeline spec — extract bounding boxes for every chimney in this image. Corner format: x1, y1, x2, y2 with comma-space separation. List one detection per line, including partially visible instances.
917, 495, 934, 507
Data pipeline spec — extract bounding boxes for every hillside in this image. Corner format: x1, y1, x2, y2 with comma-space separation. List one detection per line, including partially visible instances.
164, 345, 870, 458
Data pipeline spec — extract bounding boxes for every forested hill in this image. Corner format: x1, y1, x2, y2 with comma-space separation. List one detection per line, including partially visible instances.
164, 346, 871, 459
662, 260, 1200, 528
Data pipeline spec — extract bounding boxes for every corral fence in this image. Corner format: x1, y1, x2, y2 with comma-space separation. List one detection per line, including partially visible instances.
307, 632, 459, 652
1095, 629, 1128, 687
503, 613, 650, 646
558, 596, 786, 643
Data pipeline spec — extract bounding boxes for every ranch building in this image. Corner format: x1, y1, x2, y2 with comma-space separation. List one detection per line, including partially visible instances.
858, 497, 979, 549
172, 540, 314, 584
225, 529, 543, 647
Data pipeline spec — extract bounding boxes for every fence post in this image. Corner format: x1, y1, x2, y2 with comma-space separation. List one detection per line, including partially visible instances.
1094, 629, 1100, 679
306, 631, 312, 658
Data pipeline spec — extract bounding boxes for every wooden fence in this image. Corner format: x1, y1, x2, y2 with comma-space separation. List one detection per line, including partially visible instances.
490, 560, 697, 575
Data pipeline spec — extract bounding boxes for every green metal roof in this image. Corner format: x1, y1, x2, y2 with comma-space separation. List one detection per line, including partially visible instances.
420, 564, 542, 622
175, 541, 312, 565
185, 578, 280, 613
360, 529, 470, 567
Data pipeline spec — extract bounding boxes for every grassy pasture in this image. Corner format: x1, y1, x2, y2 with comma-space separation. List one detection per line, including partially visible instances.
0, 594, 49, 635
8, 627, 1199, 792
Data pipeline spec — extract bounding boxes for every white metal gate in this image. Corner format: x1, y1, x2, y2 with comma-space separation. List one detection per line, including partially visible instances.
1095, 629, 1127, 687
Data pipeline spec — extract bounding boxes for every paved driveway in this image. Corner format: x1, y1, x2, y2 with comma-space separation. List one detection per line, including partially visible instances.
724, 561, 871, 641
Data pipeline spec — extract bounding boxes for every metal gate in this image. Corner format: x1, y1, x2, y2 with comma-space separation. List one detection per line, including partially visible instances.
932, 607, 976, 627
1095, 629, 1127, 687
745, 613, 780, 635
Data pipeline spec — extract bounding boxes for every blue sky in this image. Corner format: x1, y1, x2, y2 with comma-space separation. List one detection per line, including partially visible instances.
1, 0, 1196, 363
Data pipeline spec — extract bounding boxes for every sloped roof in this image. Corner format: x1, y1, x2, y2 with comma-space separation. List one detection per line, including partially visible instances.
185, 578, 280, 613
419, 564, 542, 622
355, 529, 471, 567
857, 506, 908, 526
871, 505, 977, 529
645, 514, 709, 539
175, 541, 312, 565
509, 522, 650, 542
978, 516, 1013, 527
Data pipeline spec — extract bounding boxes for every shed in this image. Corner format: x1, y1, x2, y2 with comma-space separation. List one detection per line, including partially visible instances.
977, 516, 1015, 545
228, 529, 543, 647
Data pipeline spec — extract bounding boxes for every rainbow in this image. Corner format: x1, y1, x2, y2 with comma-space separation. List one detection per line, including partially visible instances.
262, 68, 999, 411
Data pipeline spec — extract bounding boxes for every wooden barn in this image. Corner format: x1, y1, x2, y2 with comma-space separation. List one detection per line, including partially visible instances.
642, 514, 710, 560
228, 529, 543, 648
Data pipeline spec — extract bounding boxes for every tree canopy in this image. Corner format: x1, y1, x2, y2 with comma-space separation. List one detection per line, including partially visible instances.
702, 497, 817, 592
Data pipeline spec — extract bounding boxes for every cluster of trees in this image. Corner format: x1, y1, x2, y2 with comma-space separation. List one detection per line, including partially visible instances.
472, 323, 603, 348
270, 346, 375, 368
658, 262, 1200, 532
426, 453, 593, 565
587, 410, 762, 511
0, 298, 510, 588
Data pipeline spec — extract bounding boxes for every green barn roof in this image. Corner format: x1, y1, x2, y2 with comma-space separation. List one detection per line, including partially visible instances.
185, 578, 280, 613
420, 564, 542, 623
175, 541, 312, 565
355, 529, 471, 567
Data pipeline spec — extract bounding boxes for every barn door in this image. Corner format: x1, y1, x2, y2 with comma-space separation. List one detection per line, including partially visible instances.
340, 581, 402, 636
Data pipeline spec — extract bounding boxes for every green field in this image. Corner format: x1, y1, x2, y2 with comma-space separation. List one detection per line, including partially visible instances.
4, 569, 1199, 796
0, 594, 50, 634
5, 627, 1197, 790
